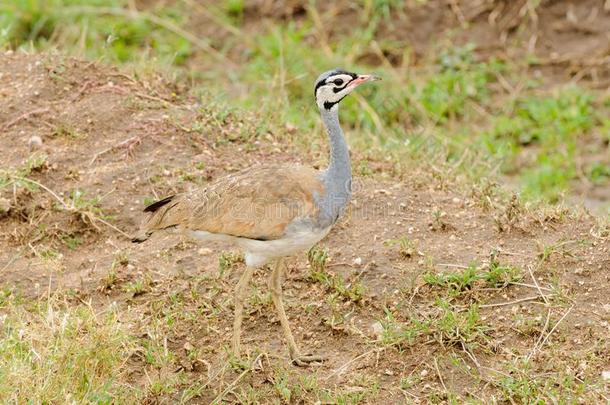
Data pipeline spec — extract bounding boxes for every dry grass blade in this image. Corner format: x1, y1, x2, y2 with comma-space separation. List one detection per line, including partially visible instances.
433, 357, 447, 392
2, 108, 50, 130
325, 348, 381, 380
480, 295, 548, 308
527, 264, 549, 305
535, 305, 574, 353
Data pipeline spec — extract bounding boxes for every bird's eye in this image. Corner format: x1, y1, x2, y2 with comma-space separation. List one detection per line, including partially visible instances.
333, 79, 344, 86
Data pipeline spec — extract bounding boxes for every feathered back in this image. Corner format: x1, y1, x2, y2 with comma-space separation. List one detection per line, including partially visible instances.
132, 165, 326, 243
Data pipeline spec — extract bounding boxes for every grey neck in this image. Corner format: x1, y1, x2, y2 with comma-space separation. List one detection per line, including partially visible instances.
317, 105, 352, 226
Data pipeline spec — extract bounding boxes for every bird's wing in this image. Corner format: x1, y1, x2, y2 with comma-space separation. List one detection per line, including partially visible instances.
135, 165, 325, 241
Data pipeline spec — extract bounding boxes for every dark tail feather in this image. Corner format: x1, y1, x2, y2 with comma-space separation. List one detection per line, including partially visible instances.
133, 195, 178, 243
144, 195, 175, 213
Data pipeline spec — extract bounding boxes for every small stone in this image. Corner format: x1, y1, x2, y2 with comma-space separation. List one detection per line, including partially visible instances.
198, 248, 213, 256
420, 369, 429, 377
371, 321, 383, 338
353, 257, 362, 266
0, 198, 10, 215
602, 370, 610, 381
28, 135, 43, 150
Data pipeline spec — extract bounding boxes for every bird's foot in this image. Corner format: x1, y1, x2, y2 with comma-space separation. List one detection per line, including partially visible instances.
290, 352, 325, 367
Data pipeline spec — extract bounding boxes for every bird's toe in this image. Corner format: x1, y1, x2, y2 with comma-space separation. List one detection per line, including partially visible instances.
291, 353, 325, 367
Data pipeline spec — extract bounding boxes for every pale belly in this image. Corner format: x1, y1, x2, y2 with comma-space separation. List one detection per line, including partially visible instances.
189, 226, 332, 268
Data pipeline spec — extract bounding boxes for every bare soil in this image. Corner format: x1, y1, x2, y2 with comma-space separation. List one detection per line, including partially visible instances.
1, 52, 609, 402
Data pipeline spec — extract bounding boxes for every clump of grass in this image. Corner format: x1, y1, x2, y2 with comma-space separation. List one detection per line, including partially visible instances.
0, 153, 48, 192
493, 359, 597, 403
432, 299, 490, 348
218, 251, 243, 276
52, 123, 86, 139
378, 299, 491, 351
123, 274, 152, 297
385, 236, 417, 258
308, 247, 365, 303
0, 293, 137, 402
307, 246, 329, 277
423, 259, 521, 296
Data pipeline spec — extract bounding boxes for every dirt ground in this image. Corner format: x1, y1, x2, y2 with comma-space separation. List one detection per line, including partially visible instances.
1, 50, 609, 402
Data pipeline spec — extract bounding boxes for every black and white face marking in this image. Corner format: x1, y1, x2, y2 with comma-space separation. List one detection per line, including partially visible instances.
314, 69, 380, 110
314, 69, 358, 110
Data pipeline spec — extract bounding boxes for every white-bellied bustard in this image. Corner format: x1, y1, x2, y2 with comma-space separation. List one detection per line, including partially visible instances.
133, 69, 380, 366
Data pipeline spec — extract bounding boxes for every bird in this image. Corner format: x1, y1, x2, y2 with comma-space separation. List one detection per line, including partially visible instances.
132, 69, 380, 366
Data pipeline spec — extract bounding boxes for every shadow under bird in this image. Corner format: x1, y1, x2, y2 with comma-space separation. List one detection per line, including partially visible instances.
133, 69, 380, 366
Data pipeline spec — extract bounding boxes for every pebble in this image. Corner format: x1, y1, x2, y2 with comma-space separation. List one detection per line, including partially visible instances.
603, 370, 610, 381
370, 321, 383, 338
198, 248, 213, 256
0, 198, 10, 214
28, 135, 43, 150
353, 257, 362, 266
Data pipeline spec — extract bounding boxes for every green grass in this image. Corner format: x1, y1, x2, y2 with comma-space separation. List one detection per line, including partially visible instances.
423, 260, 522, 296
308, 247, 365, 303
379, 298, 492, 353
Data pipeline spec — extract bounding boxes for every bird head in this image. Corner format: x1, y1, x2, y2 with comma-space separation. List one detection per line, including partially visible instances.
314, 69, 381, 111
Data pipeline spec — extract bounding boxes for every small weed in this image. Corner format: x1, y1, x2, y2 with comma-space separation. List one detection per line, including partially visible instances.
432, 299, 490, 348
52, 123, 85, 139
102, 269, 119, 291
271, 368, 293, 402
218, 251, 243, 276
0, 153, 48, 192
307, 246, 328, 275
430, 208, 450, 231
377, 300, 491, 352
493, 359, 595, 403
378, 308, 428, 349
123, 275, 152, 297
308, 248, 365, 303
61, 234, 83, 250
423, 260, 521, 296
385, 236, 417, 258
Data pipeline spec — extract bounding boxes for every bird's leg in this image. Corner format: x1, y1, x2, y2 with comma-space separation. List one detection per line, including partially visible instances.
269, 259, 324, 366
232, 266, 255, 356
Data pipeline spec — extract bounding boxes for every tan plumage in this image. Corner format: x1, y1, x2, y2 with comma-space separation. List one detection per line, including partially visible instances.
134, 165, 325, 242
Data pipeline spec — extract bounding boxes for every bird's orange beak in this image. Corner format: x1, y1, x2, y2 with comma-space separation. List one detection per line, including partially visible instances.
349, 74, 382, 87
